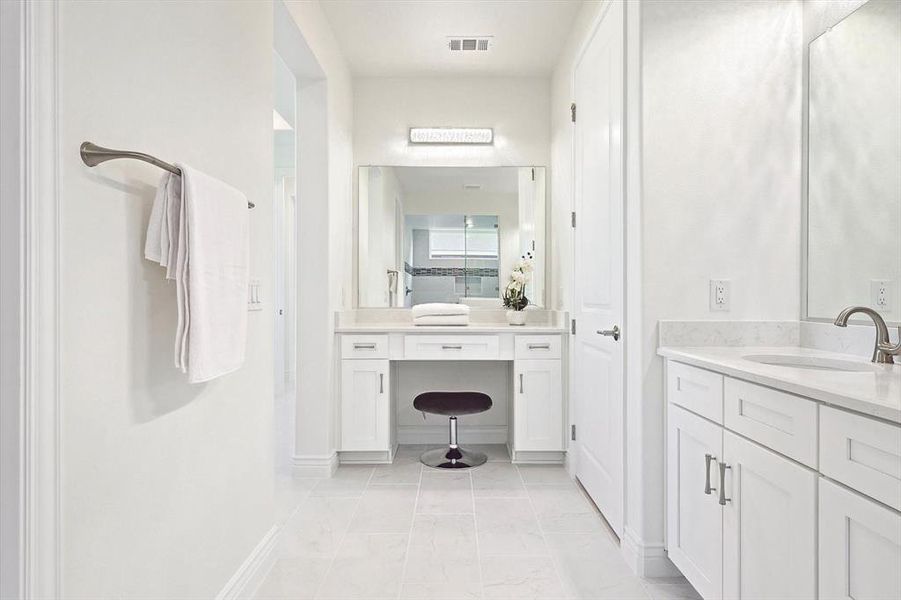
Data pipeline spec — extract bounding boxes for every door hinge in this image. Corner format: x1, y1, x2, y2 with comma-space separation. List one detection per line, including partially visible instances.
571, 211, 576, 228
571, 319, 576, 335
531, 167, 535, 181
570, 102, 577, 123
571, 424, 577, 441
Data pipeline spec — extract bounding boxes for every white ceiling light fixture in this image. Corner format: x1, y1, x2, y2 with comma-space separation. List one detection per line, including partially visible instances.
409, 127, 494, 145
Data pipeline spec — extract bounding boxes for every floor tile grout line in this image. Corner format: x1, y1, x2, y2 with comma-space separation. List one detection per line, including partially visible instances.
515, 463, 571, 599
310, 467, 374, 600
469, 469, 486, 600
395, 461, 424, 600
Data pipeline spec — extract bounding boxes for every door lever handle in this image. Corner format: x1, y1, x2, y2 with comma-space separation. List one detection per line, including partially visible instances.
597, 325, 620, 341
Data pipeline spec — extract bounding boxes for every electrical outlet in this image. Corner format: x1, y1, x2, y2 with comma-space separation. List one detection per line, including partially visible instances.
709, 279, 730, 312
871, 280, 892, 312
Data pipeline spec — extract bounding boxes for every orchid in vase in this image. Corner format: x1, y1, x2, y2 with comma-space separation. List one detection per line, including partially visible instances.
503, 253, 533, 325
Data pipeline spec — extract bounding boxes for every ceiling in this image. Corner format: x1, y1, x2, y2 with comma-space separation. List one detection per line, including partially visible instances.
392, 166, 519, 195
319, 1, 584, 76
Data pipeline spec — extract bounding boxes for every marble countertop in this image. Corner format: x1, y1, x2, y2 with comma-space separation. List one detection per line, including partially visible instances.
336, 323, 568, 334
658, 346, 901, 423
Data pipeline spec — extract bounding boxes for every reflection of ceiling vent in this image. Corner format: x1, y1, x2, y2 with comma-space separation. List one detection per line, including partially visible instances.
448, 36, 492, 52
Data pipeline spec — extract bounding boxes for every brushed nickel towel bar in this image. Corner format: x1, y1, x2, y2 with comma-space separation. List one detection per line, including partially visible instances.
79, 141, 255, 209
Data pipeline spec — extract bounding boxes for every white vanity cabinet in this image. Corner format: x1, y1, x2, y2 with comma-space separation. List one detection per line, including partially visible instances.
667, 405, 724, 600
340, 358, 390, 452
665, 360, 900, 600
336, 328, 567, 464
513, 359, 564, 452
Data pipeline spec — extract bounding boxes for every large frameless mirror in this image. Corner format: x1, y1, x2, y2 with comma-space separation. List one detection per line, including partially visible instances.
358, 166, 546, 308
806, 0, 901, 323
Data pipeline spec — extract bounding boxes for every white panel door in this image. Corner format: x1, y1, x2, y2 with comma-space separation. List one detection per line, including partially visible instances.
572, 0, 625, 535
514, 359, 564, 452
340, 359, 390, 451
722, 432, 816, 600
819, 478, 901, 600
667, 406, 724, 600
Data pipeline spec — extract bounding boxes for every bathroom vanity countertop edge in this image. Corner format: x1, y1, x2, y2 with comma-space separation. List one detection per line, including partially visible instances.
336, 324, 569, 334
658, 346, 901, 424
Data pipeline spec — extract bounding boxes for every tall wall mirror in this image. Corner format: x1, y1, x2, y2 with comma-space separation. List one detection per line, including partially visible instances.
806, 0, 900, 324
358, 166, 546, 308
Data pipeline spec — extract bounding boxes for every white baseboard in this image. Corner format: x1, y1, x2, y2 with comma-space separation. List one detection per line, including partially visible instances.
396, 425, 507, 445
511, 450, 566, 464
620, 527, 680, 578
339, 450, 393, 464
291, 452, 339, 478
216, 524, 281, 600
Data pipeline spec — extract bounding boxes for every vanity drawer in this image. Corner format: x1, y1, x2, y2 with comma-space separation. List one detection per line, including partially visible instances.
820, 406, 901, 511
667, 361, 724, 424
341, 335, 389, 359
514, 335, 562, 359
403, 335, 499, 360
724, 378, 818, 468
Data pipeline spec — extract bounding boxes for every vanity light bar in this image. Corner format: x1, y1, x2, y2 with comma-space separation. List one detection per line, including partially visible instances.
409, 127, 494, 145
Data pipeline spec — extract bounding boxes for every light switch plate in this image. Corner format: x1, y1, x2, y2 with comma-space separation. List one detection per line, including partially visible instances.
709, 279, 730, 312
248, 279, 263, 311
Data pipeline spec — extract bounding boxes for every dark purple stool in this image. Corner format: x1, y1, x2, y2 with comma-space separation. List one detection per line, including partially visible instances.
413, 391, 492, 469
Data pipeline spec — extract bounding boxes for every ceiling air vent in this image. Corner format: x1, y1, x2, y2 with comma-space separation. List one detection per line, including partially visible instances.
447, 36, 493, 52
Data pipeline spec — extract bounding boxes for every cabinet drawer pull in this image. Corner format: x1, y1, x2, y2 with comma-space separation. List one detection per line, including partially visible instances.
704, 454, 717, 495
718, 462, 731, 505
527, 343, 551, 350
519, 373, 524, 394
441, 345, 463, 350
379, 373, 384, 394
353, 343, 377, 350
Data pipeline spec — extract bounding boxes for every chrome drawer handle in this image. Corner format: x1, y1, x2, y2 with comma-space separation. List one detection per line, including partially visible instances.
442, 345, 463, 350
519, 373, 524, 394
527, 343, 551, 350
379, 373, 384, 394
597, 325, 620, 341
718, 462, 731, 505
704, 454, 716, 495
354, 343, 377, 350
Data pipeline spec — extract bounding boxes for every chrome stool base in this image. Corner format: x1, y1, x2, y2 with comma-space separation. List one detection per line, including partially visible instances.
420, 447, 488, 469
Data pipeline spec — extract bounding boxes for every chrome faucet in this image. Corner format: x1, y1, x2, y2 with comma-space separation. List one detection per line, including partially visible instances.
833, 306, 901, 364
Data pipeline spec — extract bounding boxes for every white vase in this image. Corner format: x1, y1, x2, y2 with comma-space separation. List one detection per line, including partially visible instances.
506, 310, 526, 326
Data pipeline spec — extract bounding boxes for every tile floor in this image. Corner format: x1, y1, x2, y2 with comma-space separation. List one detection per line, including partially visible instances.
257, 445, 700, 600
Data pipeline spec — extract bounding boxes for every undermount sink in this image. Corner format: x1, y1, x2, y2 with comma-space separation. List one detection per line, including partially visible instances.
743, 354, 880, 373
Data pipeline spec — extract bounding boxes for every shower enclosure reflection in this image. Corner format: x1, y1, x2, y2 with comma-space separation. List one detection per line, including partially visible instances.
358, 166, 546, 308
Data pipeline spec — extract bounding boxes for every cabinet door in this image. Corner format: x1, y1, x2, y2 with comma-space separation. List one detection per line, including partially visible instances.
722, 432, 816, 600
667, 405, 723, 600
513, 359, 563, 451
340, 359, 390, 451
820, 478, 901, 600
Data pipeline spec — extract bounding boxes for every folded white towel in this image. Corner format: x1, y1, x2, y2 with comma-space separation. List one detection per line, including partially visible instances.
412, 303, 471, 318
413, 315, 470, 326
144, 165, 249, 383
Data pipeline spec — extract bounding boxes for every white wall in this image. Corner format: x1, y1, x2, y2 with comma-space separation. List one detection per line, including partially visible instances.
56, 1, 274, 597
638, 0, 802, 561
0, 2, 23, 597
283, 1, 354, 469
